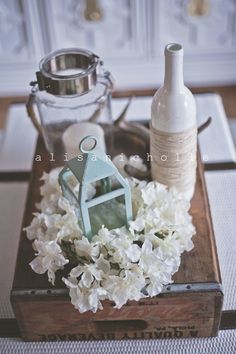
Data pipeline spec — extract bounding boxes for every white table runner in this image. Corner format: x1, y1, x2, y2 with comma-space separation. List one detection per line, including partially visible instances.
205, 170, 236, 311
0, 329, 235, 354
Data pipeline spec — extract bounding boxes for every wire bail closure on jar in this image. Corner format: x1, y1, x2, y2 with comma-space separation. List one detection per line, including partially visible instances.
36, 48, 101, 96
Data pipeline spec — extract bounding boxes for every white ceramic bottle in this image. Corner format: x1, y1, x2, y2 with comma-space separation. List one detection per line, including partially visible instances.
150, 43, 197, 200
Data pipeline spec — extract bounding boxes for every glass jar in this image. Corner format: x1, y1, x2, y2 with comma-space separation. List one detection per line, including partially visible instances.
27, 48, 113, 162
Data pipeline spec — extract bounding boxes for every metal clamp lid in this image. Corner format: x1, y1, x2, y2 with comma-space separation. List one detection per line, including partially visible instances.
36, 48, 101, 96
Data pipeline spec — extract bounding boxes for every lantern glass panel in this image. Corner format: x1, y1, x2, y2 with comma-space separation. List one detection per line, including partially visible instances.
61, 183, 78, 208
88, 196, 126, 235
92, 177, 122, 198
66, 174, 80, 193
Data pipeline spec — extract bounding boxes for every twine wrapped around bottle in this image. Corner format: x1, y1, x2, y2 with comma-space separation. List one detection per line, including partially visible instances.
150, 124, 197, 192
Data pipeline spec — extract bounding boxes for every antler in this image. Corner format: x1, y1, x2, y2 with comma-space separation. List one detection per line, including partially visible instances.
114, 97, 212, 145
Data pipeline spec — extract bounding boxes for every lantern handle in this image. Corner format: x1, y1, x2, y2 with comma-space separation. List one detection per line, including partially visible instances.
79, 135, 97, 153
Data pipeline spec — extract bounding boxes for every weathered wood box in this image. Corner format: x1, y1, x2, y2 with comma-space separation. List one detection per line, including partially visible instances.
11, 130, 223, 342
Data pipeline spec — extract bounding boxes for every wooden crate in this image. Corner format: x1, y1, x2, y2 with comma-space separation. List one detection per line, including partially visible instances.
11, 132, 223, 342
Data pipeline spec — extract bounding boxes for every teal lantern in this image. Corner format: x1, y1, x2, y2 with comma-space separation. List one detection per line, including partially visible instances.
58, 136, 133, 240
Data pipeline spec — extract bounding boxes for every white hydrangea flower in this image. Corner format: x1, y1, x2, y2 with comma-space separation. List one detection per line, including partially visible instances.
63, 278, 107, 313
109, 232, 141, 266
139, 239, 160, 273
103, 269, 146, 309
30, 240, 69, 285
138, 239, 178, 297
88, 284, 107, 312
129, 216, 145, 233
26, 163, 196, 314
96, 254, 111, 274
56, 211, 83, 243
58, 196, 74, 213
70, 263, 103, 288
141, 182, 169, 208
74, 236, 100, 260
40, 169, 61, 197
24, 213, 46, 241
92, 226, 116, 245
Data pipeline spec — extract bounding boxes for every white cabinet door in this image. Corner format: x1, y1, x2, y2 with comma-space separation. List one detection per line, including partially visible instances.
0, 0, 45, 95
0, 0, 236, 94
156, 0, 236, 55
43, 0, 148, 61
149, 0, 236, 87
23, 0, 236, 89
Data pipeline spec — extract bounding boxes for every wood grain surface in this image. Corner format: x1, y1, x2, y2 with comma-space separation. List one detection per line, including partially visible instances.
12, 292, 222, 341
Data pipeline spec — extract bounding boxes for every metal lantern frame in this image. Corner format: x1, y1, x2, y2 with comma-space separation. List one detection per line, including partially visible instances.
58, 136, 133, 240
